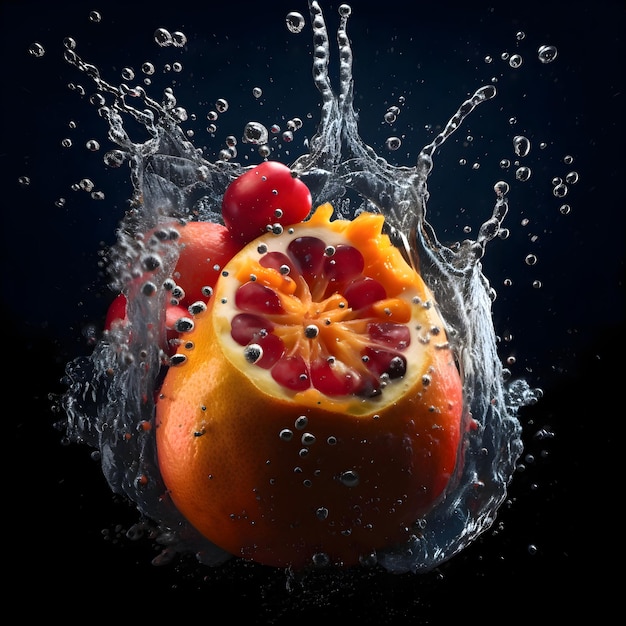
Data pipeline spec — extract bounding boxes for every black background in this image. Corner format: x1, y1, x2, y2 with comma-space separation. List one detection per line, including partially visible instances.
2, 0, 623, 622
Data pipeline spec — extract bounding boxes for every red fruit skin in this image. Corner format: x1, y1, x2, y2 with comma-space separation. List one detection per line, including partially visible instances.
221, 161, 312, 244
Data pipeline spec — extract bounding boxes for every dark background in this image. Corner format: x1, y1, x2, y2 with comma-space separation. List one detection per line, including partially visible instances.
2, 0, 623, 622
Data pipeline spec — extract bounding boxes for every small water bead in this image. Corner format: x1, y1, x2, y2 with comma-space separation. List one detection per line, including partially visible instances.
525, 254, 538, 266
286, 11, 306, 34
532, 280, 543, 289
61, 138, 73, 148
516, 31, 526, 41
63, 37, 77, 50
171, 32, 187, 47
339, 470, 360, 487
565, 171, 579, 185
508, 54, 523, 69
484, 55, 493, 64
553, 183, 568, 198
282, 131, 294, 143
79, 178, 95, 192
154, 28, 173, 47
172, 62, 183, 73
88, 10, 102, 23
243, 121, 269, 145
385, 136, 402, 151
121, 67, 135, 81
91, 190, 105, 200
513, 135, 531, 158
215, 98, 229, 114
141, 62, 155, 75
28, 42, 45, 58
86, 139, 100, 151
295, 416, 308, 430
279, 429, 293, 442
515, 166, 532, 182
18, 175, 31, 187
315, 507, 329, 521
538, 45, 558, 64
55, 198, 66, 207
104, 150, 126, 167
559, 204, 571, 215
500, 158, 511, 169
493, 180, 510, 197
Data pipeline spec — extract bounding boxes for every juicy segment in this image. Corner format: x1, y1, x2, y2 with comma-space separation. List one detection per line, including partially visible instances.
212, 204, 448, 414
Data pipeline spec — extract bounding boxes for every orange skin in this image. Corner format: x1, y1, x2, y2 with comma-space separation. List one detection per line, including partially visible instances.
155, 206, 465, 569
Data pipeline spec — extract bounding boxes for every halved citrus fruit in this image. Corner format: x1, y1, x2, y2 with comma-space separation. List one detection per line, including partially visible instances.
156, 203, 464, 569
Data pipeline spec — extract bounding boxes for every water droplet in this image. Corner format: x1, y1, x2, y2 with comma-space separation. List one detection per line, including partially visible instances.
88, 10, 102, 23
525, 253, 538, 266
513, 135, 531, 157
301, 432, 316, 446
516, 31, 526, 41
172, 31, 187, 47
104, 149, 126, 167
279, 429, 293, 442
243, 121, 268, 144
508, 54, 523, 69
286, 11, 305, 34
339, 470, 360, 487
252, 87, 263, 98
18, 175, 31, 187
295, 415, 308, 430
244, 344, 263, 364
484, 55, 493, 64
385, 136, 401, 151
315, 507, 329, 520
28, 42, 45, 58
559, 204, 571, 215
563, 154, 574, 165
565, 171, 579, 185
538, 45, 558, 64
552, 183, 568, 198
121, 67, 135, 81
86, 139, 100, 151
493, 181, 509, 197
154, 28, 172, 47
515, 166, 532, 182
215, 98, 229, 113
61, 138, 72, 148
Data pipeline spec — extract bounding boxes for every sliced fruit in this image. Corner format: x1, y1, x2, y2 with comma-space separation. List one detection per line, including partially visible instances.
156, 203, 465, 569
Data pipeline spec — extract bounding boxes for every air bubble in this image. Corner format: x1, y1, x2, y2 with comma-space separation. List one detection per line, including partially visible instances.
154, 28, 172, 47
172, 31, 187, 47
252, 87, 263, 98
295, 415, 308, 430
493, 181, 509, 197
565, 171, 579, 185
513, 135, 531, 157
243, 121, 268, 145
279, 429, 293, 442
28, 42, 45, 58
525, 254, 538, 266
515, 166, 532, 182
88, 10, 102, 23
538, 45, 558, 64
215, 98, 229, 113
86, 139, 100, 151
286, 12, 306, 34
316, 507, 329, 520
339, 470, 360, 487
508, 54, 523, 69
244, 344, 263, 364
552, 183, 568, 198
385, 136, 401, 151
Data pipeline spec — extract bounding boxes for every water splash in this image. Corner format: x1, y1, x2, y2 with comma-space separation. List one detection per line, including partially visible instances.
60, 1, 539, 573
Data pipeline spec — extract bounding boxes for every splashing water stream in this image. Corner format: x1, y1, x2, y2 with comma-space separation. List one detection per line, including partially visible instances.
60, 1, 539, 573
